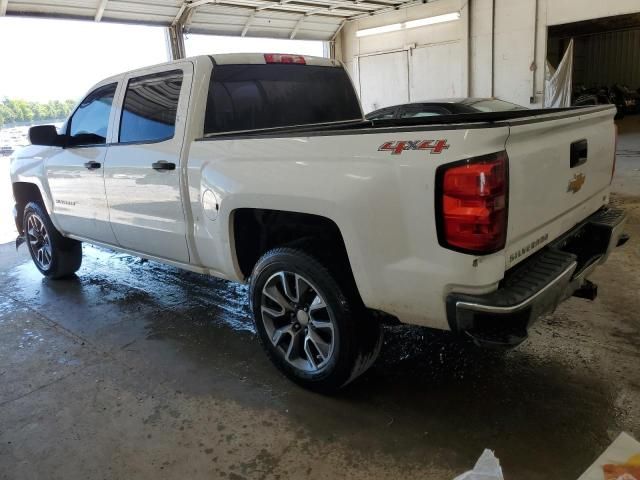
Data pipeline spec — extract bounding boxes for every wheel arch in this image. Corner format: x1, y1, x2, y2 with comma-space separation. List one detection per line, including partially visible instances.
12, 182, 46, 235
230, 208, 356, 285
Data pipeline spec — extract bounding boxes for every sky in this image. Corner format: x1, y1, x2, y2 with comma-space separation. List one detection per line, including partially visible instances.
0, 17, 325, 102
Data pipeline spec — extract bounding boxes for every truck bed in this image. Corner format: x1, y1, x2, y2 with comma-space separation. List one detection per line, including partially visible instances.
188, 104, 617, 329
198, 106, 610, 141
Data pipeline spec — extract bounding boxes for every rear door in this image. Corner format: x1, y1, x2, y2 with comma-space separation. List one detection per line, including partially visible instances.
504, 107, 616, 267
104, 63, 193, 263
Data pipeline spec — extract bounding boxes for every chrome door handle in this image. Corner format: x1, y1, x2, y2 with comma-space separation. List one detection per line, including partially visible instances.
152, 160, 176, 171
84, 161, 101, 170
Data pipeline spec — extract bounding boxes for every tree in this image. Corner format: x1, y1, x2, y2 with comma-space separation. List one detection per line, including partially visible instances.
0, 97, 78, 127
0, 103, 15, 126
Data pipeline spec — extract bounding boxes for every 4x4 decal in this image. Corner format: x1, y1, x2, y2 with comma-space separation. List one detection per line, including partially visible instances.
378, 139, 450, 155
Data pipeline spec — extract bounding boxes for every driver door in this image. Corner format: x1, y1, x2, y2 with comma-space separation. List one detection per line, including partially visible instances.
46, 81, 121, 244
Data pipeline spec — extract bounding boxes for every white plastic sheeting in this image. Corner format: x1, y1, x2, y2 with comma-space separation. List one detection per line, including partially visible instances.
453, 449, 504, 480
544, 39, 574, 108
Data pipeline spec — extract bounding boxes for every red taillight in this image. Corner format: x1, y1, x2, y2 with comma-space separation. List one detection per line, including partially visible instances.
611, 124, 618, 183
264, 53, 306, 65
436, 152, 508, 254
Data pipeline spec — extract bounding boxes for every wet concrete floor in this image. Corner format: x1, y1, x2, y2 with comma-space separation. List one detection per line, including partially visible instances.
0, 195, 639, 480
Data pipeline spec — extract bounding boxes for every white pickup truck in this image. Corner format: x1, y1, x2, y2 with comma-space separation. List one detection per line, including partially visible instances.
11, 53, 628, 391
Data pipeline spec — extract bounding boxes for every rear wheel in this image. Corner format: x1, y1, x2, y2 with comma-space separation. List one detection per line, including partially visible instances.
23, 202, 82, 279
250, 247, 382, 393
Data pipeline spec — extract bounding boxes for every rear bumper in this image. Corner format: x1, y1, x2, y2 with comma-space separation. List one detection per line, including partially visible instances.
446, 206, 628, 347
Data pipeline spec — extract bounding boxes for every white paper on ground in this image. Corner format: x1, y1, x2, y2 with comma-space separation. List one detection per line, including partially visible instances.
453, 449, 504, 480
577, 432, 640, 480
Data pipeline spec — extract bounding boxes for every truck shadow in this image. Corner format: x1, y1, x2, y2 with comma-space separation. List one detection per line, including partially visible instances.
3, 244, 618, 479
298, 324, 616, 478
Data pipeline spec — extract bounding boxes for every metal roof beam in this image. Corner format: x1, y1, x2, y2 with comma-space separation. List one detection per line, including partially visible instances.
331, 18, 345, 40
349, 0, 436, 19
299, 0, 394, 7
188, 0, 390, 18
187, 0, 226, 8
241, 11, 256, 36
212, 0, 356, 17
304, 3, 353, 16
174, 0, 208, 28
94, 0, 109, 21
253, 0, 380, 15
289, 15, 304, 38
256, 0, 292, 11
172, 2, 188, 26
294, 0, 378, 11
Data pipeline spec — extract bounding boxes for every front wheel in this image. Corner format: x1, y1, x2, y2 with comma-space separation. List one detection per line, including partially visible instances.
23, 202, 82, 279
250, 247, 382, 393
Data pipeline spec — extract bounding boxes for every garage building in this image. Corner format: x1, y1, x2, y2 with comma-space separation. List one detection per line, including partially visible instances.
1, 1, 639, 480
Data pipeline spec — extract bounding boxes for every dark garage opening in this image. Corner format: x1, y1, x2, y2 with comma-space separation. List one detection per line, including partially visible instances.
547, 13, 640, 114
547, 13, 640, 198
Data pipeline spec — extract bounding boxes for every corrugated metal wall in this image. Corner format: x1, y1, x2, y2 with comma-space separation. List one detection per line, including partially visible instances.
573, 28, 640, 88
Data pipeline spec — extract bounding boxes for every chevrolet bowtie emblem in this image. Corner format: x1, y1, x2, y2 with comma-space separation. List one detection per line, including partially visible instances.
567, 173, 586, 194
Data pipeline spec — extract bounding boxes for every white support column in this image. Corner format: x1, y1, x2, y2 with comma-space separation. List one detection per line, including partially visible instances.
0, 0, 9, 16
461, 0, 470, 97
327, 19, 345, 59
165, 24, 186, 60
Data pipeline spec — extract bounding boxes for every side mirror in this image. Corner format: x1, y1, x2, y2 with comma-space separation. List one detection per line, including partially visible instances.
29, 125, 62, 147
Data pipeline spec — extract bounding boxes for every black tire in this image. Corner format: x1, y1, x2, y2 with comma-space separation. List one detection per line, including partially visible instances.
250, 247, 382, 393
23, 201, 82, 279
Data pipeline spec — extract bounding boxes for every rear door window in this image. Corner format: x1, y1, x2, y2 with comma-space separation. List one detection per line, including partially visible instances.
204, 64, 362, 134
119, 70, 183, 144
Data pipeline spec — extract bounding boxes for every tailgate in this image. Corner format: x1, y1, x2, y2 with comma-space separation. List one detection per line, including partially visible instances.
504, 106, 617, 268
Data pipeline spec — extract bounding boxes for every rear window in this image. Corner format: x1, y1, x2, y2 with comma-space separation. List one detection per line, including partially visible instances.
456, 99, 525, 113
204, 64, 362, 134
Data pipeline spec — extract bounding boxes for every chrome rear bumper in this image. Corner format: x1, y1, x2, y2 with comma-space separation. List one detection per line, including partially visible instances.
446, 206, 628, 347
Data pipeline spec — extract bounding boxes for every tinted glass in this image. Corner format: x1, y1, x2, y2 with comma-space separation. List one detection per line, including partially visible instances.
400, 107, 448, 118
68, 83, 117, 146
367, 108, 396, 120
119, 70, 183, 143
204, 64, 362, 134
456, 99, 524, 113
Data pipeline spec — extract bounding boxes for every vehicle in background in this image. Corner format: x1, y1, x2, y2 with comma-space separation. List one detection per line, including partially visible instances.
0, 146, 14, 156
610, 84, 639, 114
11, 54, 628, 392
365, 98, 525, 120
573, 84, 626, 119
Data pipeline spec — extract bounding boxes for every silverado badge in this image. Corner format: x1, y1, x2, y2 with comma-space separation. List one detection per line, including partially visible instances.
378, 139, 449, 155
567, 173, 586, 194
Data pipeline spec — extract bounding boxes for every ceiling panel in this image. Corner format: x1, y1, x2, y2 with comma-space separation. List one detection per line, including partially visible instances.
2, 0, 435, 40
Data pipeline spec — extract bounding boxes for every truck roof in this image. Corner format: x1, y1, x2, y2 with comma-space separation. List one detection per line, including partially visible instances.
210, 53, 339, 67
95, 53, 339, 87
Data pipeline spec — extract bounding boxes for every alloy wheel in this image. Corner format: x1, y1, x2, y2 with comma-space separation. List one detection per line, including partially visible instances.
26, 213, 52, 270
260, 271, 336, 372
